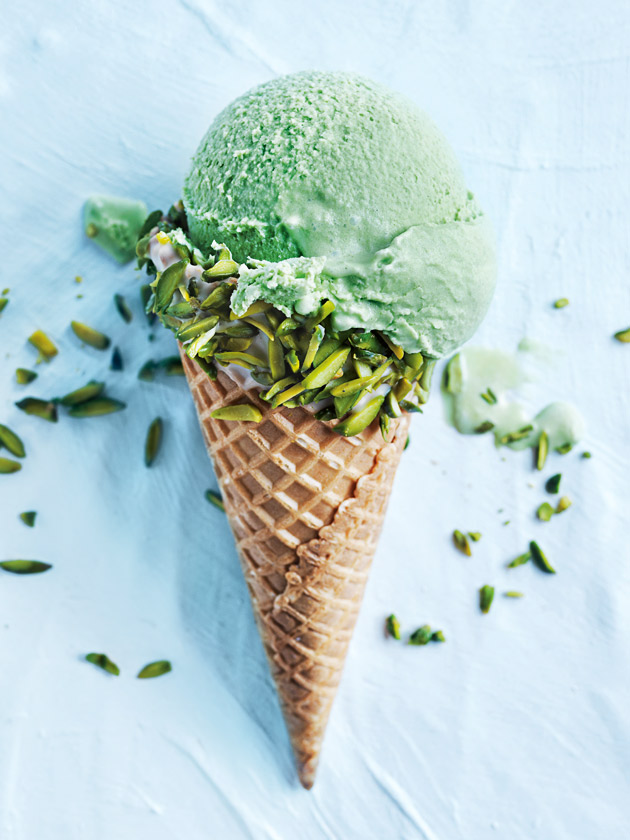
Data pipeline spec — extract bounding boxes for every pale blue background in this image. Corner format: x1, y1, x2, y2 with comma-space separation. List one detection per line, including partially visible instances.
2, 1, 630, 838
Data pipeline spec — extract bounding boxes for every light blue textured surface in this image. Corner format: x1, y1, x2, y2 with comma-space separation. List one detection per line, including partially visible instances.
2, 2, 629, 838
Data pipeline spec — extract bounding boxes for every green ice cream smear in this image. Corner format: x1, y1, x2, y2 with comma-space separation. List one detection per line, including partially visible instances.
137, 205, 435, 437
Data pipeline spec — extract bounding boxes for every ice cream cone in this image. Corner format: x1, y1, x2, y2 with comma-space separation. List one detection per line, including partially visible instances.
180, 349, 410, 788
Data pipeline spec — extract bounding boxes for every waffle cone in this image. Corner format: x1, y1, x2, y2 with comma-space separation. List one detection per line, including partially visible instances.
180, 350, 410, 788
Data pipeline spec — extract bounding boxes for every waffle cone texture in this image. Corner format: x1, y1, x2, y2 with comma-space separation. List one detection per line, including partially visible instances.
180, 350, 410, 788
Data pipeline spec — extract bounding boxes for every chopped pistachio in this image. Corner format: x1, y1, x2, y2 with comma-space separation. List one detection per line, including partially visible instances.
19, 511, 37, 527
140, 284, 156, 324
138, 209, 163, 239
468, 532, 482, 542
110, 346, 123, 371
145, 417, 163, 467
334, 395, 384, 437
28, 330, 58, 361
210, 404, 262, 422
154, 260, 188, 312
302, 324, 325, 370
138, 360, 157, 382
536, 430, 549, 471
408, 625, 433, 646
160, 356, 184, 376
479, 584, 495, 614
202, 259, 239, 281
537, 502, 555, 522
0, 457, 21, 474
500, 425, 534, 445
529, 540, 555, 573
613, 327, 630, 343
205, 489, 225, 512
507, 552, 531, 568
70, 321, 111, 350
385, 614, 401, 640
114, 293, 133, 323
404, 435, 411, 450
176, 315, 219, 342
0, 298, 8, 313
15, 398, 58, 422
214, 351, 267, 370
85, 653, 120, 676
582, 451, 592, 459
16, 368, 37, 385
556, 496, 572, 513
68, 398, 126, 418
431, 630, 446, 642
302, 347, 350, 391
285, 349, 300, 374
553, 298, 569, 309
556, 442, 573, 455
0, 559, 51, 574
137, 660, 172, 679
0, 424, 25, 458
58, 380, 105, 406
379, 412, 390, 441
545, 473, 562, 494
480, 387, 497, 405
452, 529, 472, 557
504, 591, 524, 598
474, 420, 495, 434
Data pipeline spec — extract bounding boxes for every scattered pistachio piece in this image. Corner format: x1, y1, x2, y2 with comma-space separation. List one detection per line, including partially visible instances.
58, 380, 105, 407
431, 630, 446, 642
28, 330, 58, 361
15, 398, 58, 422
0, 457, 21, 474
408, 625, 433, 646
507, 552, 531, 568
556, 442, 573, 455
0, 560, 51, 574
480, 387, 497, 405
114, 293, 133, 323
500, 425, 534, 445
537, 502, 555, 522
1, 287, 9, 295
16, 368, 37, 385
504, 591, 524, 598
0, 298, 8, 313
582, 451, 592, 459
205, 489, 225, 512
210, 404, 262, 422
85, 653, 120, 676
536, 430, 549, 471
385, 614, 401, 640
138, 209, 163, 239
111, 346, 123, 371
545, 473, 562, 494
160, 356, 184, 376
19, 511, 37, 527
553, 298, 569, 309
140, 284, 156, 324
145, 417, 163, 467
138, 360, 157, 382
556, 496, 572, 513
70, 321, 111, 350
137, 660, 172, 679
404, 435, 411, 451
474, 420, 495, 434
68, 398, 126, 418
468, 532, 482, 542
0, 424, 25, 458
452, 529, 472, 557
479, 585, 495, 614
529, 541, 555, 574
613, 327, 630, 343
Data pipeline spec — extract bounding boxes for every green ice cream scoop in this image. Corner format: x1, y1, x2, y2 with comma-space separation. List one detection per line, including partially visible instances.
183, 71, 496, 358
